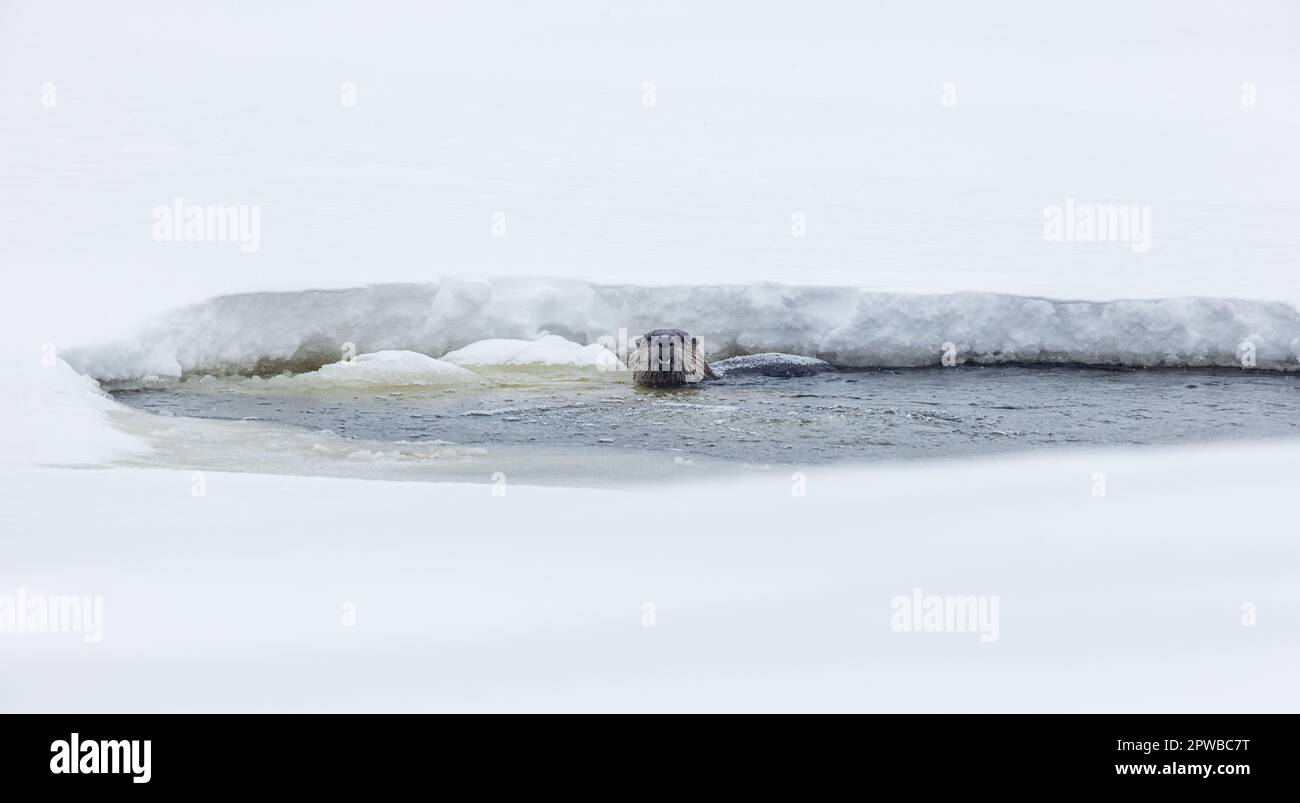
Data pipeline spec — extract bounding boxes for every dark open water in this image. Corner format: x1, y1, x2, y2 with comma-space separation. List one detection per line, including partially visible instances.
110, 366, 1300, 466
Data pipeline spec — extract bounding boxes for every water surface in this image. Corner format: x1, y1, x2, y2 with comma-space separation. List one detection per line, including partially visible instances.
110, 366, 1300, 475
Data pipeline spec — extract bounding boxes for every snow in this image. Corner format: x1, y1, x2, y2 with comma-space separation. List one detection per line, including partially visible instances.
4, 2, 1299, 352
64, 283, 1300, 381
0, 354, 147, 467
273, 350, 477, 388
440, 335, 622, 369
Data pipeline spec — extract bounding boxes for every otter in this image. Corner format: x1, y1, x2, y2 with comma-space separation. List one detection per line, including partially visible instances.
628, 329, 833, 387
628, 329, 718, 387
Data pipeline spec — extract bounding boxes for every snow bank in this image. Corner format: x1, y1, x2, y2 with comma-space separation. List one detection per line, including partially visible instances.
273, 350, 476, 388
64, 279, 1300, 381
0, 355, 147, 466
440, 335, 621, 369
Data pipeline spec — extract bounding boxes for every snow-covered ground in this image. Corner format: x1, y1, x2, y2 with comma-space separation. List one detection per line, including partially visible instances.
2, 0, 1298, 711
3, 1, 1299, 350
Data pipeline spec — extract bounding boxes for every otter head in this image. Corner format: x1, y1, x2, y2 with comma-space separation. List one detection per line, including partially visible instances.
628, 328, 718, 387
